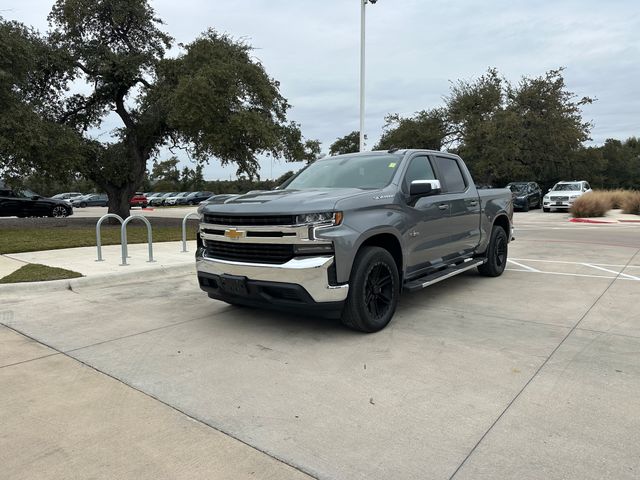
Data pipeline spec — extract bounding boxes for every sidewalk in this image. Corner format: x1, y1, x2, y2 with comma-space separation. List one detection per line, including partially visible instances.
0, 255, 25, 278
1, 241, 197, 291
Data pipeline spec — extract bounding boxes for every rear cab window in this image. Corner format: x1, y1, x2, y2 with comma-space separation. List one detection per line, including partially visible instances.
433, 156, 467, 193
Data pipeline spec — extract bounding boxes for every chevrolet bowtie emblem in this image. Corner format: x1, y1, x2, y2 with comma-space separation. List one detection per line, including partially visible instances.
224, 228, 245, 240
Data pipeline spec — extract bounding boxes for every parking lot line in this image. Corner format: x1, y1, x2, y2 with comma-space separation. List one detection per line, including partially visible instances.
510, 258, 640, 269
506, 260, 541, 272
581, 263, 640, 280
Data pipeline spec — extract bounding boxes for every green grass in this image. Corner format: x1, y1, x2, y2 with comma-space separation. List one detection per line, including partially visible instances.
0, 225, 197, 255
0, 263, 83, 284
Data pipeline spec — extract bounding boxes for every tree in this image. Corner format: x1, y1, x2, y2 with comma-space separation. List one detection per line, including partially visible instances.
375, 109, 448, 151
149, 157, 180, 190
0, 0, 318, 218
445, 68, 594, 186
329, 131, 360, 156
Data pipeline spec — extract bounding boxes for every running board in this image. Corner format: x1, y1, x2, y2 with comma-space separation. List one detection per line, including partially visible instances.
404, 259, 485, 292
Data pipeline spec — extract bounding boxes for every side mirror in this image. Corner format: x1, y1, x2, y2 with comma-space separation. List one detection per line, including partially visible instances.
31, 195, 41, 200
410, 180, 441, 197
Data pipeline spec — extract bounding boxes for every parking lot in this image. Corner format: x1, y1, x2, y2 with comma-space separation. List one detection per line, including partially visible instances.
2, 210, 639, 479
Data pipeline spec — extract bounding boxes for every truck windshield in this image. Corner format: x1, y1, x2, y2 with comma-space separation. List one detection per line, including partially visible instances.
284, 154, 402, 190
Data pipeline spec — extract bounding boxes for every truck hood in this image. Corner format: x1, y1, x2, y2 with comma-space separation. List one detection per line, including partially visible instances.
202, 188, 369, 214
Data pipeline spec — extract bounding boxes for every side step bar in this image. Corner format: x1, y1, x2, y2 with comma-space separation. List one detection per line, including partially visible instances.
404, 259, 485, 292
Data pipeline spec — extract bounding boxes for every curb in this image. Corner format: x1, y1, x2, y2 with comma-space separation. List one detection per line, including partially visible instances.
569, 218, 619, 224
0, 263, 195, 295
619, 219, 640, 223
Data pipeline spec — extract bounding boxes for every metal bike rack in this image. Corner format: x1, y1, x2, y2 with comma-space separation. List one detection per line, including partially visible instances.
120, 215, 155, 266
95, 214, 124, 261
181, 212, 201, 252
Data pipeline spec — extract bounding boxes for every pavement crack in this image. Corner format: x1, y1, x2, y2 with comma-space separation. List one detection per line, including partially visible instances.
448, 246, 640, 480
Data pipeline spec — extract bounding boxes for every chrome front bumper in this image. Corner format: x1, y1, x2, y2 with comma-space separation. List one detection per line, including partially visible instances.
196, 255, 349, 303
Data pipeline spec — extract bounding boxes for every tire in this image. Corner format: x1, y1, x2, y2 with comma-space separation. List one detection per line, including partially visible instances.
522, 200, 530, 212
51, 206, 69, 218
478, 226, 508, 277
80, 202, 87, 208
341, 246, 400, 333
543, 207, 550, 212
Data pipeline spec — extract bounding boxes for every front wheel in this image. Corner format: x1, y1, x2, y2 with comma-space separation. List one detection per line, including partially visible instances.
478, 226, 508, 277
543, 207, 550, 212
80, 202, 87, 208
341, 246, 400, 333
522, 200, 530, 212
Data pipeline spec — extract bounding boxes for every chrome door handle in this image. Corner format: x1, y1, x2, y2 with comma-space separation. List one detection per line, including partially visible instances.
438, 204, 449, 210
468, 200, 478, 206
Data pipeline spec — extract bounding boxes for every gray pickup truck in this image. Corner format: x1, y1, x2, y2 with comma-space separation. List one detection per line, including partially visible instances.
196, 149, 513, 332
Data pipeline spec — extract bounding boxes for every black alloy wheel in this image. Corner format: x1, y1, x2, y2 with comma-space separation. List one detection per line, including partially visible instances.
341, 246, 400, 333
478, 226, 508, 277
364, 262, 394, 321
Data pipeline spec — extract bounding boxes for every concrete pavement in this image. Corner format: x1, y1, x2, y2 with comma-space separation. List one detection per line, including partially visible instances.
2, 212, 639, 479
0, 325, 311, 480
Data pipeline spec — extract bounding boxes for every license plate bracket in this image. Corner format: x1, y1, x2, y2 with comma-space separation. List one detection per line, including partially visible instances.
219, 274, 248, 296
555, 201, 563, 206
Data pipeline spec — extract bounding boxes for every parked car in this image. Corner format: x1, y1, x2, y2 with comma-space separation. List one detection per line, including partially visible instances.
129, 193, 148, 208
164, 192, 193, 206
507, 182, 542, 211
52, 192, 84, 200
0, 188, 73, 218
72, 193, 108, 208
179, 191, 214, 205
543, 181, 592, 212
148, 192, 176, 206
196, 149, 513, 332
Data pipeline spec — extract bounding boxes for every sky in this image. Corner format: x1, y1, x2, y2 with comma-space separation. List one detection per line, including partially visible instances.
4, 0, 640, 180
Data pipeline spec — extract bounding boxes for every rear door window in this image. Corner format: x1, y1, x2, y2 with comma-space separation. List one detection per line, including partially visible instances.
433, 157, 467, 193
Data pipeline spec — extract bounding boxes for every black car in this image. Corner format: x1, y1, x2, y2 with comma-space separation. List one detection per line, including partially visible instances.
179, 191, 214, 205
0, 189, 74, 218
507, 182, 542, 211
72, 193, 108, 207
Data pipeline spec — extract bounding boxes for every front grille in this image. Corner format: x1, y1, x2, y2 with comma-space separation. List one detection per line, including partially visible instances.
552, 196, 569, 202
204, 240, 294, 264
204, 214, 296, 226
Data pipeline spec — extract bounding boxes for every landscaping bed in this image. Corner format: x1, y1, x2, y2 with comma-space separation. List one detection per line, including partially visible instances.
0, 217, 199, 254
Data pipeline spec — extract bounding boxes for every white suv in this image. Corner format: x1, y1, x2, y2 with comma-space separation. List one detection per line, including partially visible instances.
543, 181, 592, 212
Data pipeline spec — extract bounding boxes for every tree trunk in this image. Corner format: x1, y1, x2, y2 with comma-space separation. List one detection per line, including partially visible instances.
105, 184, 135, 222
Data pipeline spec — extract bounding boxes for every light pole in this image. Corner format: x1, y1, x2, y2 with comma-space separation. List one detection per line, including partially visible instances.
359, 0, 377, 152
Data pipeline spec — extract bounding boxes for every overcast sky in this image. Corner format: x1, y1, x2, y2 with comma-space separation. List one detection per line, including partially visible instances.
5, 0, 640, 180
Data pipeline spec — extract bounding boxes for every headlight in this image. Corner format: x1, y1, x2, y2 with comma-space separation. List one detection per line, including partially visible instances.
544, 195, 550, 200
295, 212, 343, 226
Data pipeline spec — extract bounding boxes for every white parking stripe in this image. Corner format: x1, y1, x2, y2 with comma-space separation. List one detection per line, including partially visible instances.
505, 269, 640, 281
581, 263, 640, 281
507, 259, 541, 272
511, 258, 640, 269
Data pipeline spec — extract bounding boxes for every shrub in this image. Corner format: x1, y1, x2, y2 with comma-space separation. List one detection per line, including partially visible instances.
570, 192, 612, 217
622, 191, 640, 215
607, 189, 628, 209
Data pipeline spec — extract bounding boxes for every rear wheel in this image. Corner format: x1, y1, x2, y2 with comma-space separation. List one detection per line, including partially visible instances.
478, 226, 508, 277
341, 246, 400, 333
51, 206, 68, 218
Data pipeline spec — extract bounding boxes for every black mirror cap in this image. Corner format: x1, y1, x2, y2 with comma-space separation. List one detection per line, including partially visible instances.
410, 180, 441, 197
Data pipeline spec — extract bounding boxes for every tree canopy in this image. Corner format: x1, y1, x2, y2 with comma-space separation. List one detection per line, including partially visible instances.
0, 0, 318, 217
